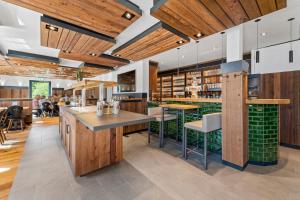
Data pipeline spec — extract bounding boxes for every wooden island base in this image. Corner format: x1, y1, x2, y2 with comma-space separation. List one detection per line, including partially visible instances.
60, 111, 123, 176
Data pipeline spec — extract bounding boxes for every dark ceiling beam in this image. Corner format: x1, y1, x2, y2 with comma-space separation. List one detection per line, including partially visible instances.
117, 0, 143, 16
99, 54, 130, 64
41, 15, 116, 43
6, 49, 59, 63
83, 63, 115, 71
112, 21, 189, 55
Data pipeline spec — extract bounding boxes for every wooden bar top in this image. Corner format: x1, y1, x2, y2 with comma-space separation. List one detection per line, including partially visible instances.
160, 104, 199, 110
162, 98, 222, 103
246, 99, 290, 105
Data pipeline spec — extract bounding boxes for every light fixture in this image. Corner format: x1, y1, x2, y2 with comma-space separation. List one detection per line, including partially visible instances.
45, 24, 58, 32
63, 50, 70, 54
220, 31, 225, 63
89, 53, 97, 57
177, 47, 180, 76
176, 40, 184, 45
194, 32, 203, 39
288, 18, 295, 63
51, 62, 57, 65
115, 54, 121, 57
122, 11, 135, 20
261, 32, 267, 36
254, 19, 261, 64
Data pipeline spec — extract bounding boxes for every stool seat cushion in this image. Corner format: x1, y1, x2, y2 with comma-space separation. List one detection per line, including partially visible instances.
153, 114, 176, 122
184, 120, 203, 131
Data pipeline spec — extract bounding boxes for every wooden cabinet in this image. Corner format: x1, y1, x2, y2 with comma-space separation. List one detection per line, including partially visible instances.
59, 107, 124, 176
120, 100, 147, 134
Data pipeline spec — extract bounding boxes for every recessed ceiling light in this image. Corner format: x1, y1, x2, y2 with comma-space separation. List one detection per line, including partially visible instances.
63, 50, 70, 54
45, 24, 58, 32
89, 53, 97, 57
122, 11, 135, 20
261, 32, 267, 36
51, 62, 57, 65
176, 40, 184, 45
194, 32, 203, 38
115, 54, 121, 57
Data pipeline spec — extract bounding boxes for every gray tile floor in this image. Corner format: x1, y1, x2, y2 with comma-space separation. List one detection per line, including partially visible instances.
9, 124, 300, 200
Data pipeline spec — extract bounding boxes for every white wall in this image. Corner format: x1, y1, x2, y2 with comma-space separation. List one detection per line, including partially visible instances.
94, 60, 149, 95
0, 75, 76, 90
251, 40, 300, 74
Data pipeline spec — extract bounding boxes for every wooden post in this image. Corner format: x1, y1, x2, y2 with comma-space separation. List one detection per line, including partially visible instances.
222, 71, 248, 169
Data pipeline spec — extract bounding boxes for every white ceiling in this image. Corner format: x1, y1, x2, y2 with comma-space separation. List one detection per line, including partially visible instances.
0, 0, 300, 72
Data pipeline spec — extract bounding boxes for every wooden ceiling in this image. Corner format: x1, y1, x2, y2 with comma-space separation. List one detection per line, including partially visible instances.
41, 15, 115, 57
59, 52, 130, 68
151, 0, 287, 40
80, 63, 114, 77
112, 22, 190, 61
4, 0, 142, 37
0, 50, 112, 79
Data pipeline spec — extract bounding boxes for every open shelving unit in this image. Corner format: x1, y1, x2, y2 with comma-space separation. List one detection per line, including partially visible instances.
158, 67, 222, 99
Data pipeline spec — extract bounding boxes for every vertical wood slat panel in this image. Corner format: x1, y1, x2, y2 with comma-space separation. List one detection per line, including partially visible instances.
259, 71, 300, 147
222, 72, 248, 167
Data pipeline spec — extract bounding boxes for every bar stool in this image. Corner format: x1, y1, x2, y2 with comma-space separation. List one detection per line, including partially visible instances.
148, 107, 177, 147
184, 112, 222, 169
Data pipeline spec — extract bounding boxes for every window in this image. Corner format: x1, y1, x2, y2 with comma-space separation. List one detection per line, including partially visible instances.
29, 80, 51, 98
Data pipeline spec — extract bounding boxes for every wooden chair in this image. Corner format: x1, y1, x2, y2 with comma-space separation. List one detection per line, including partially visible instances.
183, 113, 222, 169
0, 110, 8, 144
7, 106, 25, 131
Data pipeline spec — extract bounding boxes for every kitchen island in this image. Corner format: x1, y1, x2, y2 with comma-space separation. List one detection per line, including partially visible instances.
59, 106, 154, 176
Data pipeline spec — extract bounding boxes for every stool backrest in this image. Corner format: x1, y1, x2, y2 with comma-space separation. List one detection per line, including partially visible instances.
202, 112, 222, 133
7, 106, 23, 119
148, 107, 161, 116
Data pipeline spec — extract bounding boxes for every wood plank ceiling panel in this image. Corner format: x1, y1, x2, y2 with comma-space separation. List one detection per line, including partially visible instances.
0, 50, 107, 79
215, 0, 249, 24
256, 0, 277, 15
112, 22, 190, 61
40, 16, 115, 57
151, 0, 287, 40
238, 0, 261, 20
59, 52, 130, 68
4, 0, 142, 37
80, 65, 111, 76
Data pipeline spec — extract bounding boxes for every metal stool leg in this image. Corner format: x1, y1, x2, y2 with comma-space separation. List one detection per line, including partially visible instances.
159, 121, 163, 148
148, 121, 151, 144
204, 133, 207, 170
184, 128, 187, 159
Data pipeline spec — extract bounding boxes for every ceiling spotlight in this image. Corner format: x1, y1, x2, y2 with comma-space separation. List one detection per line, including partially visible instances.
176, 40, 184, 45
194, 32, 203, 38
51, 62, 57, 65
89, 53, 97, 57
261, 32, 267, 36
63, 50, 71, 54
45, 24, 58, 32
115, 54, 121, 57
122, 11, 135, 20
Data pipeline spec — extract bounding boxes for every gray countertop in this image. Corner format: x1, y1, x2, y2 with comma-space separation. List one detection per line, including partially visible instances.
63, 107, 155, 132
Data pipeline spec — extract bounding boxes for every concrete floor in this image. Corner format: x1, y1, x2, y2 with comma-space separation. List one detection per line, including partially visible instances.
9, 124, 300, 200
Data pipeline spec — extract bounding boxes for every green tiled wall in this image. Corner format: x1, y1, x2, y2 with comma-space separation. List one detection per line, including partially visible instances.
248, 104, 279, 163
148, 101, 222, 152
